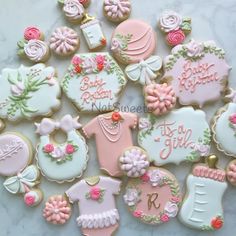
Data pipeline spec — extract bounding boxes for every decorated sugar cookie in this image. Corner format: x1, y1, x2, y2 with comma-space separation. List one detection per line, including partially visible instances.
159, 10, 191, 46
103, 0, 131, 23
43, 195, 72, 225
80, 14, 107, 50
83, 112, 138, 177
162, 39, 230, 107
179, 155, 227, 231
35, 115, 89, 183
50, 26, 80, 56
61, 53, 126, 112
17, 27, 50, 63
111, 19, 156, 65
138, 107, 211, 166
226, 160, 236, 186
0, 132, 43, 207
0, 64, 61, 122
212, 88, 236, 157
66, 176, 121, 236
123, 167, 181, 225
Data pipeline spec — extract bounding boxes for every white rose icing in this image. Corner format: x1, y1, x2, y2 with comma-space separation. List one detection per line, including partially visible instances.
159, 10, 183, 32
24, 39, 49, 62
185, 39, 204, 57
63, 0, 85, 22
123, 188, 140, 206
50, 26, 79, 56
149, 169, 164, 186
164, 201, 178, 217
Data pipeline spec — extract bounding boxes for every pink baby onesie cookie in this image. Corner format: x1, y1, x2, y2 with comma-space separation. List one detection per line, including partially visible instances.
226, 160, 236, 186
123, 167, 181, 225
66, 176, 121, 236
162, 39, 231, 107
111, 19, 156, 65
83, 112, 138, 177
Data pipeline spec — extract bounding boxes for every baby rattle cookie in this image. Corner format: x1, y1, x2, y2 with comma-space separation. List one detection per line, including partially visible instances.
158, 10, 191, 46
61, 53, 126, 112
111, 19, 156, 65
103, 0, 131, 23
82, 111, 138, 177
0, 132, 43, 207
226, 160, 236, 186
123, 167, 181, 225
17, 27, 50, 63
162, 39, 231, 107
43, 195, 72, 225
50, 26, 80, 56
66, 176, 121, 236
179, 155, 227, 231
35, 114, 88, 183
0, 64, 61, 122
138, 107, 211, 166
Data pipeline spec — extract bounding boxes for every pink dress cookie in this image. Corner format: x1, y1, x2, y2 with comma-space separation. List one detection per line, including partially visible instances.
111, 19, 156, 65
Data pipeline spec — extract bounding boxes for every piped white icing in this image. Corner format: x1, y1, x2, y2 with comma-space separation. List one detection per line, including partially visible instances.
63, 0, 85, 22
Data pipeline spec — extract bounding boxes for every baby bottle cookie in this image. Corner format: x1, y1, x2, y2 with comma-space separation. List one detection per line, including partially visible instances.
61, 53, 127, 113
0, 132, 43, 207
35, 115, 88, 183
123, 167, 181, 225
66, 176, 121, 236
179, 155, 227, 231
138, 107, 211, 166
162, 39, 230, 107
0, 64, 61, 122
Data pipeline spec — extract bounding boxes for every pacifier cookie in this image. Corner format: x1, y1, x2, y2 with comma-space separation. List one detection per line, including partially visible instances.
138, 107, 211, 166
162, 39, 230, 107
61, 53, 126, 112
179, 155, 227, 231
226, 160, 236, 186
35, 114, 89, 183
123, 167, 181, 225
0, 64, 61, 122
17, 27, 50, 63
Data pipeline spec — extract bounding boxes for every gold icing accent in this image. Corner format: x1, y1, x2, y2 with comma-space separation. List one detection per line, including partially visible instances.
81, 13, 95, 25
147, 192, 160, 210
85, 176, 100, 186
206, 155, 218, 169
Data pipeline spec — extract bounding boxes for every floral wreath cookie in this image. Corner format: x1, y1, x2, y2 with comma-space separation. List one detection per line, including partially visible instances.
179, 155, 227, 231
61, 53, 127, 112
35, 114, 89, 183
159, 10, 191, 46
0, 132, 43, 207
138, 107, 211, 166
162, 39, 231, 107
0, 64, 61, 122
123, 167, 181, 225
17, 27, 50, 63
212, 88, 236, 157
226, 160, 236, 186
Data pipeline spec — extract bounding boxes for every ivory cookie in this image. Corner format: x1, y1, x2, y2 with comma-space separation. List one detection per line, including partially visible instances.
138, 107, 211, 166
179, 155, 227, 231
123, 167, 181, 225
0, 64, 61, 122
61, 53, 127, 112
162, 39, 230, 107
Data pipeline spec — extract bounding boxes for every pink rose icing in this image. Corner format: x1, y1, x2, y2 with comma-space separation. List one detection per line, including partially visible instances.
145, 83, 176, 116
90, 187, 102, 200
160, 214, 170, 222
25, 194, 35, 206
43, 195, 71, 225
44, 144, 54, 153
65, 144, 75, 154
166, 29, 185, 46
24, 27, 41, 40
227, 160, 236, 185
229, 113, 236, 124
24, 190, 41, 207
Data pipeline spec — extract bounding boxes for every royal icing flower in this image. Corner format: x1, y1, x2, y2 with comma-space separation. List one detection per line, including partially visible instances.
85, 187, 105, 202
140, 172, 150, 182
111, 112, 122, 122
24, 27, 41, 40
111, 38, 122, 52
79, 0, 90, 6
44, 144, 54, 153
211, 216, 223, 230
63, 0, 85, 22
95, 55, 105, 65
160, 213, 170, 222
24, 194, 35, 206
10, 82, 25, 97
229, 113, 236, 124
82, 57, 97, 74
185, 39, 204, 58
24, 191, 41, 207
100, 38, 107, 46
133, 210, 143, 218
138, 118, 151, 130
51, 147, 65, 159
194, 144, 210, 156
65, 144, 75, 154
123, 188, 140, 206
166, 29, 185, 46
149, 169, 164, 187
145, 83, 176, 116
164, 201, 178, 218
43, 195, 71, 225
159, 10, 183, 32
171, 196, 180, 203
72, 55, 83, 65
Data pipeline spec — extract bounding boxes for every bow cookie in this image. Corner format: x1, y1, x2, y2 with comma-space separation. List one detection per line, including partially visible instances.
3, 165, 40, 194
125, 56, 162, 85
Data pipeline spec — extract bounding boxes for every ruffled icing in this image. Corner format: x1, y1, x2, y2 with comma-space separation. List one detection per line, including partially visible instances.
50, 27, 79, 55
227, 161, 236, 185
77, 208, 119, 229
63, 0, 85, 22
192, 165, 226, 182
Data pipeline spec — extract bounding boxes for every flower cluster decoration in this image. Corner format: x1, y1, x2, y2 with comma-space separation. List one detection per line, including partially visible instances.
85, 187, 106, 203
229, 113, 236, 136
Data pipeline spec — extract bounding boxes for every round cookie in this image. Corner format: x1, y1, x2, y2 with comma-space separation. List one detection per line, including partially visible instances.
103, 0, 131, 23
226, 160, 236, 186
50, 26, 80, 56
111, 19, 156, 65
123, 167, 181, 225
162, 39, 231, 107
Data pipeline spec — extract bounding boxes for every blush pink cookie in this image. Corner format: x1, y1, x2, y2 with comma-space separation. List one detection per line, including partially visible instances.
162, 39, 231, 107
123, 167, 181, 225
111, 19, 156, 65
226, 160, 236, 186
